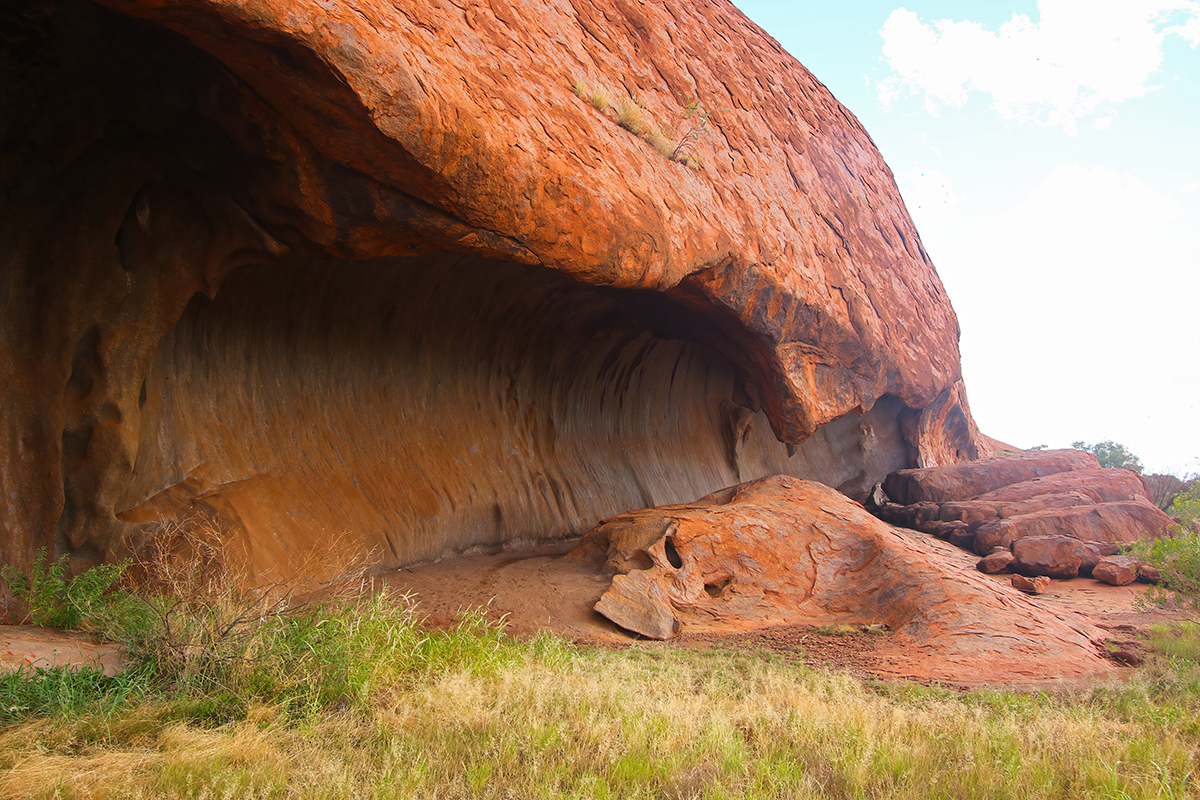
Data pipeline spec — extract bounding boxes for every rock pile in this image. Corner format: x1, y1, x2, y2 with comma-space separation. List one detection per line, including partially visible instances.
872, 450, 1174, 585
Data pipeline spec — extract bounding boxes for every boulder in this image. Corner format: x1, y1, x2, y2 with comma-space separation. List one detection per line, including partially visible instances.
916, 520, 968, 539
947, 528, 977, 551
938, 500, 1000, 526
975, 468, 1152, 505
883, 450, 1097, 506
973, 501, 1173, 555
1, 0, 986, 574
1079, 542, 1121, 576
1093, 556, 1140, 586
1012, 536, 1088, 579
1012, 574, 1051, 595
1137, 564, 1162, 583
573, 476, 1112, 682
977, 550, 1015, 574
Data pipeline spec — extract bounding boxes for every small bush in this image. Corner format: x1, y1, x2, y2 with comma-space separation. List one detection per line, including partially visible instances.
1149, 621, 1200, 663
1168, 481, 1200, 530
0, 664, 150, 723
0, 518, 568, 726
571, 77, 706, 169
1072, 439, 1144, 473
1130, 525, 1200, 611
0, 549, 124, 630
1144, 473, 1186, 510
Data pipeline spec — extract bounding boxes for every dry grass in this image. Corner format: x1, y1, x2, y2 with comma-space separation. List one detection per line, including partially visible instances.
3, 517, 1195, 798
0, 629, 1196, 799
572, 77, 702, 169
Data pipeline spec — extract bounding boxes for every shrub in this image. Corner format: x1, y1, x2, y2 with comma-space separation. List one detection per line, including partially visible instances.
1168, 481, 1200, 530
1130, 525, 1200, 612
1072, 439, 1144, 473
0, 518, 565, 725
571, 77, 706, 168
0, 664, 151, 723
0, 549, 124, 630
1145, 473, 1186, 510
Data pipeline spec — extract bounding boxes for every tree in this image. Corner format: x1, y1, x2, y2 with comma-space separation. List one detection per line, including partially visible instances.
1071, 440, 1143, 474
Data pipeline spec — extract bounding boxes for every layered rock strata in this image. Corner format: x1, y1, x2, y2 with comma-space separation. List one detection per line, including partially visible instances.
874, 451, 1174, 579
574, 475, 1115, 682
3, 0, 985, 575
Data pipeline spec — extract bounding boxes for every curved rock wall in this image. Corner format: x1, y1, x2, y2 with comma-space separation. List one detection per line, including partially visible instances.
1, 0, 986, 575
122, 255, 912, 573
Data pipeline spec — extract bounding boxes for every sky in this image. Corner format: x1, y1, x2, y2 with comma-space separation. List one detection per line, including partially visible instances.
732, 0, 1200, 476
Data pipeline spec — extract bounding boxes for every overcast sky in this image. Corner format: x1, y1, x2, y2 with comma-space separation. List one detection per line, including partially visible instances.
732, 0, 1200, 476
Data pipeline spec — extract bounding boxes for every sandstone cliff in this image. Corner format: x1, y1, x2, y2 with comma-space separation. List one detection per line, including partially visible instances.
1, 0, 985, 576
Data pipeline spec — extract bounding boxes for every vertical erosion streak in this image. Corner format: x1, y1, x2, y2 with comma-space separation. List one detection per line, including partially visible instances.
119, 253, 758, 572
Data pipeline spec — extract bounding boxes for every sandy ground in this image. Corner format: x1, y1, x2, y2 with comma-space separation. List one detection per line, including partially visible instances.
385, 540, 1195, 686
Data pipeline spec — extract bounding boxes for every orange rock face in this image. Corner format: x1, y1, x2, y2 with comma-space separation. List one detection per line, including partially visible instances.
2, 0, 982, 574
574, 476, 1114, 683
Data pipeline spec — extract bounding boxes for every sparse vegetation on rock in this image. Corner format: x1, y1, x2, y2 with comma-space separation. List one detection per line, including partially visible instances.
572, 77, 706, 168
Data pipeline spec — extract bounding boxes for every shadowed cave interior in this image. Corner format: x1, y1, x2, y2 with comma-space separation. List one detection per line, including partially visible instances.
119, 254, 913, 576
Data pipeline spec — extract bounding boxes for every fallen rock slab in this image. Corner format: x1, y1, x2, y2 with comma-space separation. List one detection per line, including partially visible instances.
1138, 564, 1162, 583
973, 501, 1173, 555
1012, 536, 1088, 579
1093, 556, 1140, 586
977, 550, 1015, 574
1012, 574, 1051, 595
883, 450, 1097, 505
975, 468, 1152, 505
573, 475, 1113, 683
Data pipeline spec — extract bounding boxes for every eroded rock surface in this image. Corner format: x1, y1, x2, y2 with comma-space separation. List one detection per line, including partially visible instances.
574, 476, 1114, 683
2, 0, 987, 574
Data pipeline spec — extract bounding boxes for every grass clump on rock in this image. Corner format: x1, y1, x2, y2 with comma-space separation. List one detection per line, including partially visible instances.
571, 77, 705, 169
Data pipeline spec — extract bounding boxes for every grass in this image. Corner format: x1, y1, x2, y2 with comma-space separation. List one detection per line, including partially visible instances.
0, 615, 1197, 798
1, 524, 1197, 798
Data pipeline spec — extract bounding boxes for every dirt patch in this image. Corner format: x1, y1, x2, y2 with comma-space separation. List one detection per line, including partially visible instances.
385, 541, 1194, 687
0, 625, 125, 677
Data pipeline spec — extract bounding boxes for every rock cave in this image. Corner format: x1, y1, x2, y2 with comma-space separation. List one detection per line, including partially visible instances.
2, 0, 1169, 684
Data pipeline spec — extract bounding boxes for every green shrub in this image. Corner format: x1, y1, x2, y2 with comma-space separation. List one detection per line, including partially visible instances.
1149, 621, 1200, 663
1072, 439, 1144, 473
0, 549, 124, 630
0, 520, 570, 725
1130, 525, 1200, 611
1167, 482, 1200, 530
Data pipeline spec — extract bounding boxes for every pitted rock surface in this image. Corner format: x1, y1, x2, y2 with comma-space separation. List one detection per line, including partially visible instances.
573, 475, 1114, 683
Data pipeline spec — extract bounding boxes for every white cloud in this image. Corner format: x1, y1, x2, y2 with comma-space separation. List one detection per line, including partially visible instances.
877, 1, 1200, 133
902, 164, 1200, 473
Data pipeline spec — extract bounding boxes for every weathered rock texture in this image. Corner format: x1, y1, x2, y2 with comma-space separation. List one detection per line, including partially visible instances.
574, 476, 1113, 682
875, 451, 1173, 578
2, 0, 985, 575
